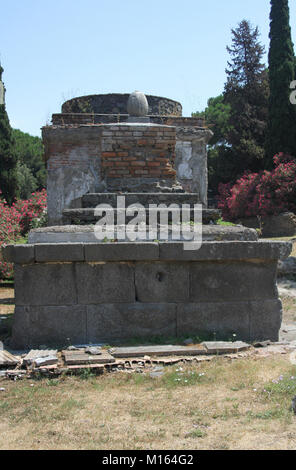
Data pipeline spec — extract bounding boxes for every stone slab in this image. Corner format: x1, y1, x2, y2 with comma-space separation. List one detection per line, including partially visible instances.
23, 349, 58, 366
202, 341, 250, 354
35, 243, 84, 262
0, 350, 20, 366
2, 244, 35, 264
110, 344, 207, 358
159, 241, 292, 261
82, 192, 200, 208
28, 225, 258, 245
34, 355, 59, 367
62, 350, 115, 365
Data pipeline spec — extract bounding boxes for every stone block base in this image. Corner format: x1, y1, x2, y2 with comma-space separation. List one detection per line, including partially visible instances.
3, 241, 291, 349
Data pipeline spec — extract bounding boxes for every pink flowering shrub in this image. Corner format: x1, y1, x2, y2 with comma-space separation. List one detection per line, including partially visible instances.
0, 189, 47, 279
218, 153, 296, 222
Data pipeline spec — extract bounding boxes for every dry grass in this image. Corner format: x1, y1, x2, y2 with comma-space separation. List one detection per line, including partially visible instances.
0, 355, 296, 450
0, 287, 14, 316
0, 274, 296, 450
281, 296, 296, 323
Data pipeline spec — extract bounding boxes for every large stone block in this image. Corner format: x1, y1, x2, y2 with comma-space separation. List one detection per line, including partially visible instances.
190, 260, 278, 302
76, 262, 135, 304
249, 299, 282, 342
11, 305, 87, 349
86, 303, 177, 342
14, 263, 77, 306
35, 243, 84, 262
176, 302, 251, 341
135, 261, 189, 302
159, 241, 292, 261
2, 244, 35, 264
85, 242, 159, 261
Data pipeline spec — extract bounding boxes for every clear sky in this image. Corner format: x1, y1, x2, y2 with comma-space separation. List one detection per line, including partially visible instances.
1, 0, 296, 137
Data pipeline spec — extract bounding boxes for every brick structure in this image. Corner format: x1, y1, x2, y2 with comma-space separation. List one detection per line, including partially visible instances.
101, 124, 176, 181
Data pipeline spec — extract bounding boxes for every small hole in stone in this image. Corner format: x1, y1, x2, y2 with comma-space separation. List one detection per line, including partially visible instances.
156, 272, 164, 282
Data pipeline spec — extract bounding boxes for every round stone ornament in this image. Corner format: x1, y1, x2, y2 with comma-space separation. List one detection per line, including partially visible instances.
127, 91, 149, 116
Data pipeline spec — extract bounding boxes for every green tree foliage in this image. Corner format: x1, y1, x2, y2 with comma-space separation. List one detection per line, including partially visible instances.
12, 129, 46, 191
16, 162, 38, 199
266, 0, 296, 161
194, 20, 269, 193
224, 19, 269, 174
0, 103, 18, 204
193, 95, 233, 190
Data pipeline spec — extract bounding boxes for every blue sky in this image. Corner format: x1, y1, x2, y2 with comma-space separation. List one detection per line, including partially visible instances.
1, 0, 296, 137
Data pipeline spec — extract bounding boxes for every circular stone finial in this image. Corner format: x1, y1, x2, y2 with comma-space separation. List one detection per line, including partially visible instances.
127, 91, 149, 117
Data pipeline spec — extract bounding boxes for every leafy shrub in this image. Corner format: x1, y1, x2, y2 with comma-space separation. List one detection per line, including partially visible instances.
218, 153, 296, 221
0, 189, 47, 278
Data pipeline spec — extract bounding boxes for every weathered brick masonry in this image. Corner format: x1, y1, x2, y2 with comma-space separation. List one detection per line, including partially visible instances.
100, 124, 176, 179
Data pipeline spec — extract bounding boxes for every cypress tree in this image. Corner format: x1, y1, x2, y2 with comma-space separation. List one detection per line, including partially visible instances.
0, 65, 18, 204
224, 20, 269, 175
266, 0, 296, 161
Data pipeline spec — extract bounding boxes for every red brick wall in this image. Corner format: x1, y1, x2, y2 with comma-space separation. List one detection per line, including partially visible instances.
101, 125, 176, 179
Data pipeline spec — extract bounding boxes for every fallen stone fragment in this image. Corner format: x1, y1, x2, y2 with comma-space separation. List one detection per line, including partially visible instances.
183, 338, 194, 345
0, 387, 5, 391
202, 341, 250, 355
84, 346, 102, 355
253, 340, 272, 348
62, 350, 115, 365
0, 350, 20, 367
111, 344, 207, 358
149, 366, 164, 379
23, 349, 58, 366
33, 355, 59, 367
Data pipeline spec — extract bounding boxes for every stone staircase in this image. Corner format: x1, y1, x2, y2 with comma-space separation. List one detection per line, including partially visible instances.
62, 192, 220, 226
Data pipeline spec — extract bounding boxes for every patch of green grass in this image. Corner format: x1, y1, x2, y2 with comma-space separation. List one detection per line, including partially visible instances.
185, 428, 207, 438
216, 218, 236, 227
260, 371, 296, 401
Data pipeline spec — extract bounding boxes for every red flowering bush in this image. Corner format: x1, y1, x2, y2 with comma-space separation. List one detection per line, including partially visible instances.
218, 153, 296, 221
0, 189, 47, 278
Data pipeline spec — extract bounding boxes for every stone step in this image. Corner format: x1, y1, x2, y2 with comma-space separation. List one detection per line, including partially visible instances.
62, 207, 221, 225
82, 192, 200, 208
28, 224, 258, 244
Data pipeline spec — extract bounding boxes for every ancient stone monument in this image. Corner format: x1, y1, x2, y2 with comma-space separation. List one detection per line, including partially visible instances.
3, 91, 292, 348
